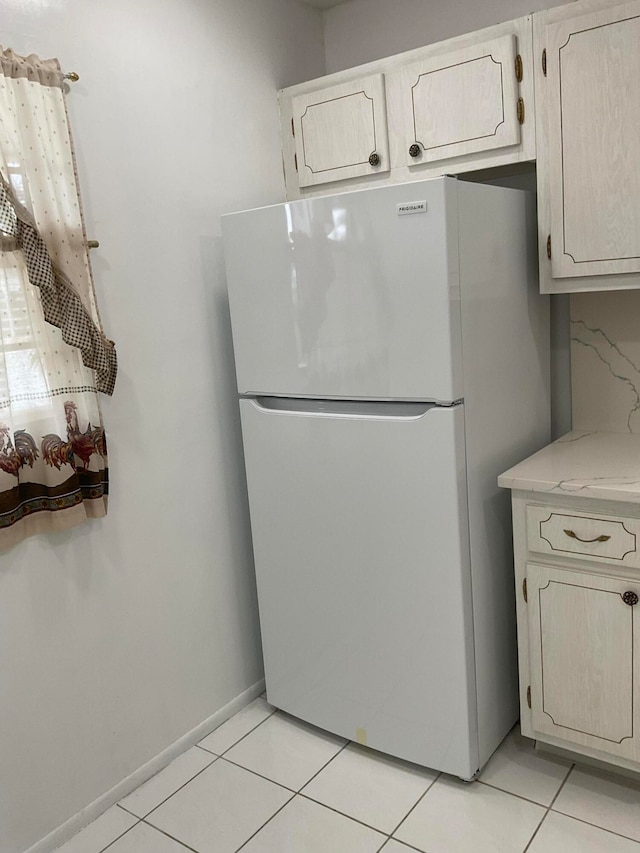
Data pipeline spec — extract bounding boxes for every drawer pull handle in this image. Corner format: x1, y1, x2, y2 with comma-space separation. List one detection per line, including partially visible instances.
623, 591, 639, 607
563, 529, 611, 544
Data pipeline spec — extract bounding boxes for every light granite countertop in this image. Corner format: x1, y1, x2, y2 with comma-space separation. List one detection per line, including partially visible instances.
498, 431, 640, 503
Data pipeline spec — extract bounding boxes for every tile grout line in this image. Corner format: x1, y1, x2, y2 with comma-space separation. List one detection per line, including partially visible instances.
194, 743, 218, 757
123, 753, 219, 823
138, 818, 202, 852
232, 793, 297, 853
94, 817, 142, 853
203, 706, 278, 759
89, 701, 277, 850
548, 807, 640, 846
386, 771, 442, 842
379, 837, 428, 853
123, 701, 277, 830
298, 739, 350, 791
219, 755, 299, 794
522, 760, 576, 852
223, 734, 442, 846
220, 732, 350, 798
116, 803, 141, 820
232, 740, 352, 853
296, 790, 393, 839
476, 777, 568, 809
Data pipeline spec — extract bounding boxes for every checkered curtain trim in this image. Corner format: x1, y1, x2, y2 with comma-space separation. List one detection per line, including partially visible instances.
0, 177, 117, 395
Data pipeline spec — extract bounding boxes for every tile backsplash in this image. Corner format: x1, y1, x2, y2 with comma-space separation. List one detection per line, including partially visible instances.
571, 291, 640, 434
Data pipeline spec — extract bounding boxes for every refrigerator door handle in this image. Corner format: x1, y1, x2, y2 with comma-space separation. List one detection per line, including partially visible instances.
249, 396, 442, 420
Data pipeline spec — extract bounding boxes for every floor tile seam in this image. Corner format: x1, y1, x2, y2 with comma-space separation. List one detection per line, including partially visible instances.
298, 774, 441, 833
380, 835, 428, 853
519, 803, 551, 853
139, 817, 203, 852
296, 790, 393, 838
232, 790, 297, 852
116, 803, 140, 820
547, 807, 640, 845
200, 706, 277, 758
218, 736, 350, 796
387, 771, 442, 840
94, 816, 142, 853
475, 777, 561, 808
297, 739, 350, 792
218, 754, 302, 792
522, 761, 576, 853
194, 743, 218, 758
121, 754, 219, 822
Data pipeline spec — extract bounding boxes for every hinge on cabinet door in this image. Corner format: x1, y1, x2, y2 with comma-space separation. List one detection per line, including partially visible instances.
523, 578, 528, 603
527, 686, 532, 709
294, 153, 298, 172
517, 97, 525, 124
542, 49, 547, 77
547, 234, 552, 259
291, 117, 295, 137
515, 54, 523, 82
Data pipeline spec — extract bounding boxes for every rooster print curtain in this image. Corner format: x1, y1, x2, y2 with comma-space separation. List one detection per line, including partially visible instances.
0, 48, 116, 549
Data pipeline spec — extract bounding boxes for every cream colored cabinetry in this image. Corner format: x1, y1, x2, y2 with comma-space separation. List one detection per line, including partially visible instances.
291, 74, 390, 188
279, 17, 534, 199
511, 492, 640, 772
535, 0, 640, 293
399, 35, 522, 167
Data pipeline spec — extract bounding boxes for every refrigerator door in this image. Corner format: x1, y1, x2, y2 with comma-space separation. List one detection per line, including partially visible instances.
239, 397, 479, 778
223, 179, 462, 403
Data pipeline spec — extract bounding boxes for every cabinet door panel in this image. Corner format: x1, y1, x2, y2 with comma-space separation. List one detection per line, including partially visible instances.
400, 35, 521, 166
292, 75, 390, 188
528, 563, 640, 761
546, 2, 640, 278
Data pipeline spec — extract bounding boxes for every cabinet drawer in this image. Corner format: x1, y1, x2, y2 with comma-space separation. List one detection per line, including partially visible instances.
526, 505, 639, 565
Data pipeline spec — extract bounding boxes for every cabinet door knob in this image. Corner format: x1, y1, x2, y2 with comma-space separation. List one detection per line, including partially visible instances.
368, 152, 381, 167
409, 143, 422, 158
623, 591, 639, 606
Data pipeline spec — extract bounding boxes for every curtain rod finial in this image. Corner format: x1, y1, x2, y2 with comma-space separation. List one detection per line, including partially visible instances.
64, 71, 80, 82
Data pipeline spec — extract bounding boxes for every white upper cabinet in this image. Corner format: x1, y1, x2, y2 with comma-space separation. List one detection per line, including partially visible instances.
279, 16, 534, 199
399, 35, 522, 167
291, 74, 390, 188
536, 0, 640, 291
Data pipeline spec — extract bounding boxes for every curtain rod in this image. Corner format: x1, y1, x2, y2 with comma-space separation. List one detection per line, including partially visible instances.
63, 71, 79, 82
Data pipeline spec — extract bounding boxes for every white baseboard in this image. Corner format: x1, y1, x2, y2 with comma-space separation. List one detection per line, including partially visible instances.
24, 678, 265, 853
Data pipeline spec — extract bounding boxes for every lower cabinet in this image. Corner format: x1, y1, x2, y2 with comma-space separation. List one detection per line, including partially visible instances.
510, 493, 640, 773
527, 562, 640, 763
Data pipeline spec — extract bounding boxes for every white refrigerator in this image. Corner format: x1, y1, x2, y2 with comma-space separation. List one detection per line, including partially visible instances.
222, 177, 549, 780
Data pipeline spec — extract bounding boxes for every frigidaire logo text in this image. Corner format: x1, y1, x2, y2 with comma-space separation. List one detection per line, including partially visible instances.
397, 200, 427, 215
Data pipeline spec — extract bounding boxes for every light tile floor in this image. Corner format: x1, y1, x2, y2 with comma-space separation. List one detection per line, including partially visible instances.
55, 697, 640, 853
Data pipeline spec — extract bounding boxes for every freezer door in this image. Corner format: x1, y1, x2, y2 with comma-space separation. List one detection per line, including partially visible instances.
240, 397, 479, 778
223, 179, 462, 402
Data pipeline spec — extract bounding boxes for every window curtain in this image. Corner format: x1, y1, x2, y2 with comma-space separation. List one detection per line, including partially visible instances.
0, 47, 116, 550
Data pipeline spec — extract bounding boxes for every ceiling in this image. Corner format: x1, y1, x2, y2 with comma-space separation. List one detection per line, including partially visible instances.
298, 0, 350, 8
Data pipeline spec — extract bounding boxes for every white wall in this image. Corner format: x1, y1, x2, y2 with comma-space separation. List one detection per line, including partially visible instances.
0, 2, 324, 852
323, 0, 568, 72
